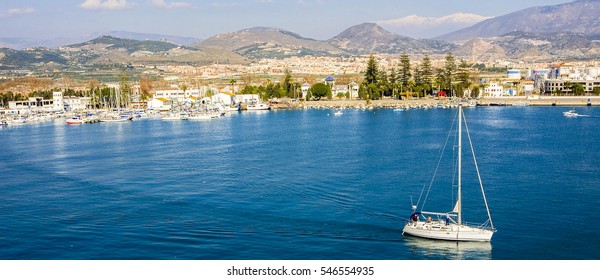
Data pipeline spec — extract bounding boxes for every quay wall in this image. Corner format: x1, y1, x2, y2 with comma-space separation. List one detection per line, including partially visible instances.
293, 96, 600, 108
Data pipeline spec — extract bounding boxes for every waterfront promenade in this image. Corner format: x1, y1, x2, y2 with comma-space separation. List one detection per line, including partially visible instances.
293, 96, 600, 109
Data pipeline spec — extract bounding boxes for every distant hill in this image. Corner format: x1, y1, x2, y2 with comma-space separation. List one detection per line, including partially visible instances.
0, 47, 67, 70
328, 23, 454, 54
65, 35, 247, 66
67, 35, 193, 53
194, 26, 347, 58
450, 31, 600, 61
100, 31, 200, 46
0, 35, 247, 69
436, 0, 600, 42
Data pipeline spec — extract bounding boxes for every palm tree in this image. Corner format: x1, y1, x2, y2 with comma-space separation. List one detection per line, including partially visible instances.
229, 79, 236, 95
180, 84, 188, 110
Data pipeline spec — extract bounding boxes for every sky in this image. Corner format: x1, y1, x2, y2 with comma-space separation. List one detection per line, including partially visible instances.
0, 0, 575, 42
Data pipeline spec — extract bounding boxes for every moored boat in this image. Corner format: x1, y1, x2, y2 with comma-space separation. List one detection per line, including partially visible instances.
66, 116, 84, 125
246, 103, 270, 110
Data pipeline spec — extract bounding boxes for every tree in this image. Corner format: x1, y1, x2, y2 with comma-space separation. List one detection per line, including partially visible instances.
180, 83, 188, 106
240, 73, 256, 87
456, 60, 472, 98
388, 66, 399, 99
310, 83, 330, 100
398, 53, 412, 94
471, 85, 481, 98
367, 83, 380, 100
239, 84, 258, 95
364, 55, 378, 85
441, 52, 457, 96
593, 87, 600, 96
139, 76, 153, 102
306, 89, 312, 101
87, 79, 100, 108
229, 79, 236, 95
571, 83, 585, 96
563, 82, 572, 95
378, 70, 389, 98
119, 72, 132, 108
281, 69, 294, 98
418, 55, 433, 95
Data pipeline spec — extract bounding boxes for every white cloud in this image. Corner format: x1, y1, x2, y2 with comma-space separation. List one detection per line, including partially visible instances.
377, 13, 491, 27
80, 0, 132, 10
0, 7, 35, 17
298, 0, 325, 6
150, 0, 191, 9
8, 8, 35, 15
211, 2, 240, 8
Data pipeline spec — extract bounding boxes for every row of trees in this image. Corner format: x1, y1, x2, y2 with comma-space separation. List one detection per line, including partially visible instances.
557, 82, 600, 96
84, 74, 135, 109
359, 53, 476, 100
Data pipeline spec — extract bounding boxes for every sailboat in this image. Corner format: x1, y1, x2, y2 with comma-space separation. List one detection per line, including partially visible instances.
402, 105, 496, 242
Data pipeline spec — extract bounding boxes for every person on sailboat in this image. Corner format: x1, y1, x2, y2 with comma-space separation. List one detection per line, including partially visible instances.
445, 213, 450, 226
411, 213, 419, 223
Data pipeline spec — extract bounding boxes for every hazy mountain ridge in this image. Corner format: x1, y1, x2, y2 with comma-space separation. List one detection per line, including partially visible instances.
67, 35, 195, 53
451, 31, 600, 61
0, 36, 247, 69
0, 47, 67, 70
328, 23, 452, 54
436, 0, 600, 42
194, 26, 347, 58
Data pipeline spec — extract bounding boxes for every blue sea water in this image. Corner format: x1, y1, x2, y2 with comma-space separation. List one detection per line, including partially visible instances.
0, 106, 599, 260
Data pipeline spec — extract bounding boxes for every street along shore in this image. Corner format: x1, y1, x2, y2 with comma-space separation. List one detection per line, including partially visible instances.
280, 96, 600, 109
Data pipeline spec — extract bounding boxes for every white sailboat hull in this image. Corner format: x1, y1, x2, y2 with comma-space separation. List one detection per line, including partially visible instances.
247, 103, 270, 110
188, 114, 214, 120
403, 221, 494, 242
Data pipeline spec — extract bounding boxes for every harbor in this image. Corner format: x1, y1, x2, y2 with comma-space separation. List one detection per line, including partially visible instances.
2, 96, 599, 127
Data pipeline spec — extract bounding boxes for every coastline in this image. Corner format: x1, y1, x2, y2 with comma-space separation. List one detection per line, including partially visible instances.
280, 96, 600, 109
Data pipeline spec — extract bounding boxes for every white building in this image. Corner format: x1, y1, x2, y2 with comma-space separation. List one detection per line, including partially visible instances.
301, 82, 311, 100
334, 85, 348, 98
63, 96, 91, 111
148, 89, 203, 110
234, 94, 260, 103
211, 93, 233, 105
484, 82, 504, 97
147, 98, 172, 111
507, 69, 521, 80
522, 83, 535, 95
153, 89, 201, 103
348, 81, 359, 99
53, 91, 63, 111
8, 97, 55, 114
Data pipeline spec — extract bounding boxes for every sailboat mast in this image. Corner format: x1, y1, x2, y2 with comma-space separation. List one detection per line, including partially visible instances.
457, 105, 462, 225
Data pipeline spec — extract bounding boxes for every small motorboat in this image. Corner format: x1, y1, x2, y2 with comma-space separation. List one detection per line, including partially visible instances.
563, 110, 580, 117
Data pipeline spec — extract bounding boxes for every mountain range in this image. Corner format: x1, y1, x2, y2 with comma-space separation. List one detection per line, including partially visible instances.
1, 0, 599, 70
436, 0, 600, 42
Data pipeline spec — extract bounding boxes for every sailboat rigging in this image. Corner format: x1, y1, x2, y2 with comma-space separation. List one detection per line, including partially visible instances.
402, 105, 496, 242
